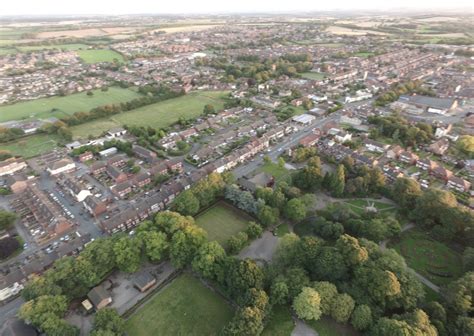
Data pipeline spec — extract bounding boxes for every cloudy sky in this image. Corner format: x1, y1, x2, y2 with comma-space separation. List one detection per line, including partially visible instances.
1, 0, 472, 16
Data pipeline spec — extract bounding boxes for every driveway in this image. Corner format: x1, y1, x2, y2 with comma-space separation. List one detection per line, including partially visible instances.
238, 231, 279, 263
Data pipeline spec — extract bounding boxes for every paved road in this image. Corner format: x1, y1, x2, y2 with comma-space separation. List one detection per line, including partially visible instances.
238, 231, 279, 262
291, 319, 318, 336
0, 297, 24, 325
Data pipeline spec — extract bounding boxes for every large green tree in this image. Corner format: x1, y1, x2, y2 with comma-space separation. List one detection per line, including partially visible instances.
293, 287, 322, 321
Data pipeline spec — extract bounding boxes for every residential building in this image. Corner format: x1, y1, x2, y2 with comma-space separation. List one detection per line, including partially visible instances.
447, 176, 471, 192
0, 158, 27, 177
429, 138, 450, 156
47, 158, 76, 176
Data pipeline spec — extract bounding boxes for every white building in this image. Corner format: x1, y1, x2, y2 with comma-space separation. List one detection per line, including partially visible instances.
47, 159, 76, 176
292, 114, 316, 125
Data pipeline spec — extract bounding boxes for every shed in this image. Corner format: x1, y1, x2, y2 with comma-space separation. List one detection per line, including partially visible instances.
133, 272, 156, 292
87, 285, 112, 309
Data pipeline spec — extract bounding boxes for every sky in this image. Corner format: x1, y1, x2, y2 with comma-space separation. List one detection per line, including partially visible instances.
1, 0, 472, 16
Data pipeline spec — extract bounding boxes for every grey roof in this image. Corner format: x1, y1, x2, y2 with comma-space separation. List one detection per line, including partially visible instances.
399, 95, 456, 110
88, 285, 110, 307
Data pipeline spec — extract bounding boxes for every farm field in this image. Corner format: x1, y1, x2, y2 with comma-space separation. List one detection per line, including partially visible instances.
71, 90, 229, 139
77, 49, 124, 63
195, 201, 252, 245
17, 43, 90, 52
0, 87, 141, 123
1, 133, 60, 158
262, 305, 294, 336
302, 72, 326, 80
125, 274, 233, 336
388, 229, 463, 286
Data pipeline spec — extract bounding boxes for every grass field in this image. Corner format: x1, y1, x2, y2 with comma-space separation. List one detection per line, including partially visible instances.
18, 44, 90, 52
262, 305, 294, 336
389, 229, 463, 286
1, 133, 60, 158
77, 49, 124, 63
343, 199, 396, 215
258, 161, 290, 183
308, 317, 360, 336
0, 48, 16, 55
71, 90, 229, 139
0, 87, 141, 123
195, 201, 252, 245
125, 274, 233, 336
302, 72, 326, 80
353, 52, 374, 58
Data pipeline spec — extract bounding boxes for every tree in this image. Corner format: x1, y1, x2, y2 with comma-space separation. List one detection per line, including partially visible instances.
313, 247, 347, 282
330, 293, 355, 323
243, 288, 269, 312
224, 306, 264, 336
457, 135, 474, 156
19, 295, 68, 328
154, 211, 194, 235
285, 267, 310, 299
113, 237, 142, 273
257, 204, 279, 227
203, 104, 216, 115
293, 287, 322, 321
172, 190, 200, 216
227, 232, 248, 254
283, 198, 307, 222
246, 222, 263, 239
278, 157, 285, 168
139, 231, 168, 263
41, 315, 79, 336
335, 234, 368, 267
92, 308, 125, 335
270, 278, 289, 305
350, 304, 372, 331
192, 241, 227, 282
463, 247, 474, 272
170, 225, 207, 268
226, 259, 264, 298
275, 233, 301, 267
328, 165, 345, 197
0, 210, 16, 230
446, 272, 474, 315
312, 281, 338, 316
0, 236, 20, 259
413, 188, 457, 229
392, 177, 422, 212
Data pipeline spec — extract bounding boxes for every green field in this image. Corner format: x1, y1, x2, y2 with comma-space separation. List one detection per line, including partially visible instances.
302, 72, 326, 80
0, 87, 141, 123
77, 49, 124, 63
353, 52, 374, 58
389, 229, 463, 286
18, 44, 90, 52
195, 201, 252, 245
343, 199, 396, 215
1, 133, 60, 158
0, 48, 16, 55
258, 161, 290, 184
262, 305, 294, 336
125, 274, 233, 336
71, 90, 229, 139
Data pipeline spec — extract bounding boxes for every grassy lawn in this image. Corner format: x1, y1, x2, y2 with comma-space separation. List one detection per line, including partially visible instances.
0, 48, 16, 55
275, 223, 290, 237
125, 274, 233, 336
77, 49, 124, 63
301, 72, 326, 80
18, 44, 89, 52
308, 317, 360, 336
388, 229, 463, 286
71, 90, 229, 139
262, 305, 294, 336
343, 199, 396, 215
195, 201, 252, 246
258, 161, 290, 183
423, 284, 442, 303
1, 133, 60, 158
0, 87, 141, 123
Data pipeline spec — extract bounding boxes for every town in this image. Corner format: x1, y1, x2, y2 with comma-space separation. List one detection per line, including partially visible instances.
0, 9, 473, 336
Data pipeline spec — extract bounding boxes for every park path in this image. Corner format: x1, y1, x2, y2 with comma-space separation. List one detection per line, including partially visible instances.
379, 223, 441, 294
291, 319, 318, 336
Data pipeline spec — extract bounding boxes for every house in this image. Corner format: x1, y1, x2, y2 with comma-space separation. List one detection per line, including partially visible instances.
150, 162, 169, 177
447, 176, 471, 192
107, 155, 127, 167
396, 95, 457, 114
328, 128, 352, 143
87, 285, 112, 309
78, 151, 93, 162
106, 127, 127, 138
0, 158, 27, 177
83, 195, 107, 217
364, 139, 389, 153
106, 165, 128, 183
99, 147, 118, 158
416, 158, 438, 171
167, 159, 183, 173
179, 128, 198, 140
113, 181, 132, 198
292, 114, 316, 125
299, 133, 320, 147
134, 173, 151, 188
133, 145, 157, 162
59, 174, 91, 202
431, 166, 453, 181
47, 158, 76, 176
399, 151, 419, 165
90, 161, 107, 175
429, 138, 450, 156
386, 145, 403, 159
238, 172, 274, 192
434, 125, 452, 139
134, 272, 156, 292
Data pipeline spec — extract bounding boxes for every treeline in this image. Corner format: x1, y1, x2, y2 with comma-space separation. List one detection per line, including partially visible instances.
368, 114, 434, 147
374, 80, 435, 106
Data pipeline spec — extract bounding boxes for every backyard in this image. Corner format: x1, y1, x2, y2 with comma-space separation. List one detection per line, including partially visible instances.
388, 229, 463, 286
125, 273, 233, 336
195, 201, 252, 246
77, 49, 124, 63
71, 90, 229, 139
0, 87, 141, 122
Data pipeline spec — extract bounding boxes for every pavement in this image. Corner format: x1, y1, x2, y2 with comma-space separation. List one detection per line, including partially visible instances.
238, 231, 279, 263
